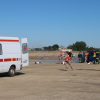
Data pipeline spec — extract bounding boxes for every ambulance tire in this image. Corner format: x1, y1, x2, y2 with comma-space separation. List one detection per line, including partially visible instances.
8, 67, 15, 77
20, 65, 22, 70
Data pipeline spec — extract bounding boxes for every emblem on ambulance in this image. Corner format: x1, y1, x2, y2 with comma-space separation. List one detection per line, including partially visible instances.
23, 46, 26, 51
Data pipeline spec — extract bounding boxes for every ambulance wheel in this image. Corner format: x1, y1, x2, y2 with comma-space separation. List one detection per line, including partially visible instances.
8, 67, 15, 77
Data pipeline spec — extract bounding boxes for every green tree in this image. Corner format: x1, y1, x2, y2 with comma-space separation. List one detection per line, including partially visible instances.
67, 45, 73, 49
52, 44, 59, 50
67, 41, 87, 51
48, 46, 52, 51
43, 46, 48, 50
88, 47, 94, 51
74, 41, 86, 51
85, 46, 89, 51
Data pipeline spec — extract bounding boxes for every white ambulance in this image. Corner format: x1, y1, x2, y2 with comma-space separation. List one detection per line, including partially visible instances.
0, 37, 29, 77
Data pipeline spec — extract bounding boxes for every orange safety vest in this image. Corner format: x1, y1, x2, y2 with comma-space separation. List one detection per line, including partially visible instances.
69, 56, 71, 60
58, 53, 62, 57
65, 54, 71, 61
85, 52, 87, 57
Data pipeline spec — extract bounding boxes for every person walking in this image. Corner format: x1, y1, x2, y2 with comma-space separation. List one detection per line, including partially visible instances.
68, 50, 73, 60
64, 52, 74, 71
58, 52, 62, 64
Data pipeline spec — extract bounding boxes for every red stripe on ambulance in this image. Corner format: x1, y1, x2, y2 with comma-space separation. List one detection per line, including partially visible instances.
12, 58, 16, 61
3, 58, 21, 62
19, 58, 21, 61
0, 39, 19, 42
0, 59, 3, 62
17, 58, 18, 61
4, 58, 12, 62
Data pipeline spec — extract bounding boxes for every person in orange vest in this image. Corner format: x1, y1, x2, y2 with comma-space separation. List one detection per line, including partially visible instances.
58, 52, 62, 64
84, 52, 87, 63
64, 51, 73, 70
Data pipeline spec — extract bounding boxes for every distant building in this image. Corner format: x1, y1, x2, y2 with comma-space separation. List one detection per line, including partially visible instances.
28, 48, 31, 51
58, 47, 72, 52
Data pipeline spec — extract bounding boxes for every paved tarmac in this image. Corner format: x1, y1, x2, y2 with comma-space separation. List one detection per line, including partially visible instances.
0, 62, 100, 100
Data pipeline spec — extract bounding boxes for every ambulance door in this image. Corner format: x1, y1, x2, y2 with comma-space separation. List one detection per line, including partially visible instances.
21, 38, 29, 67
0, 44, 3, 72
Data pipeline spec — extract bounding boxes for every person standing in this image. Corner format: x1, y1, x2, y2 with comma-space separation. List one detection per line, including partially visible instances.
58, 52, 62, 64
73, 53, 75, 59
62, 52, 65, 57
64, 52, 74, 71
84, 52, 87, 63
78, 51, 82, 63
93, 52, 97, 64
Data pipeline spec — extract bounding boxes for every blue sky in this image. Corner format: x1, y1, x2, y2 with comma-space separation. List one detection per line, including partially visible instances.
0, 0, 100, 48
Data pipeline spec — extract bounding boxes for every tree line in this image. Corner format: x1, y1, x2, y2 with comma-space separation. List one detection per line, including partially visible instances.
67, 41, 97, 51
33, 41, 98, 51
43, 44, 59, 51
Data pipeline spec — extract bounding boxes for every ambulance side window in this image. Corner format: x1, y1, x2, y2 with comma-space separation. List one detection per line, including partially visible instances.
0, 44, 2, 55
22, 43, 28, 54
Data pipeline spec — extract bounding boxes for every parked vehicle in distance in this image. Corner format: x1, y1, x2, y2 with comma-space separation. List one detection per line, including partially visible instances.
86, 51, 99, 64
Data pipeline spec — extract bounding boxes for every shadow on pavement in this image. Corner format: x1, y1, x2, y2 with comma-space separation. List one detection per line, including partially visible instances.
94, 70, 100, 71
56, 63, 60, 64
15, 72, 25, 76
0, 72, 25, 77
59, 69, 67, 71
77, 69, 100, 71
